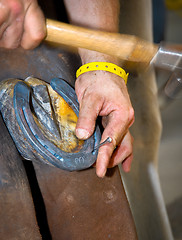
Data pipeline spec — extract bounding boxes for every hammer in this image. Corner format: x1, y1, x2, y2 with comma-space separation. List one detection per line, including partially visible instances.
45, 19, 182, 72
45, 19, 182, 103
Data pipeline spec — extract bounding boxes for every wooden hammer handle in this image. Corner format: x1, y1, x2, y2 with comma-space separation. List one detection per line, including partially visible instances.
45, 19, 158, 65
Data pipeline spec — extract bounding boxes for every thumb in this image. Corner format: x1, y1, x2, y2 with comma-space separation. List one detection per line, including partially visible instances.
75, 93, 103, 140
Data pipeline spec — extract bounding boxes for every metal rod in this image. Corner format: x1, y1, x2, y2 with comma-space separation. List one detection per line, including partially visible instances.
93, 137, 112, 151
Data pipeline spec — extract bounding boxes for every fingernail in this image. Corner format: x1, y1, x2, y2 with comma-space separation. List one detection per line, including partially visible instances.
76, 128, 89, 139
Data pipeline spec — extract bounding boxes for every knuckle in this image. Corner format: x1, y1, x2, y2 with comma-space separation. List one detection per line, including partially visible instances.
127, 142, 133, 154
0, 12, 8, 25
126, 138, 133, 155
120, 105, 134, 125
23, 30, 46, 49
128, 106, 135, 123
123, 144, 132, 158
8, 0, 24, 18
110, 136, 117, 149
129, 106, 134, 119
32, 30, 46, 42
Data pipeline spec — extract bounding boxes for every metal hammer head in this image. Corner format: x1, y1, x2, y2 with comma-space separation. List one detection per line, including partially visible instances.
152, 44, 182, 72
154, 44, 182, 108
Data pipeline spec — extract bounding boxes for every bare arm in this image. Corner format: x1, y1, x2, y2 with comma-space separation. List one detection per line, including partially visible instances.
63, 0, 119, 32
64, 0, 135, 177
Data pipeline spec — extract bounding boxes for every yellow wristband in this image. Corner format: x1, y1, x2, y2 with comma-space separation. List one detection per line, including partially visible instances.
76, 62, 129, 84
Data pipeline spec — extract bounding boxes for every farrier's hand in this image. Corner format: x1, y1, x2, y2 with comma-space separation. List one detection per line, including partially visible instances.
0, 0, 46, 49
75, 68, 134, 178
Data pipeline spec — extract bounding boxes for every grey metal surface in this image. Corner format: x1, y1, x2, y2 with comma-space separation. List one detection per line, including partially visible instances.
158, 8, 182, 240
120, 0, 173, 239
153, 44, 182, 72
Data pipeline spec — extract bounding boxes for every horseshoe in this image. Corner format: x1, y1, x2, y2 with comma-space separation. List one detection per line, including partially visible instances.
13, 79, 101, 171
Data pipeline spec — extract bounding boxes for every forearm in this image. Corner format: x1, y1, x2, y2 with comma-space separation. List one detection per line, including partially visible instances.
63, 0, 134, 178
63, 0, 120, 64
63, 0, 120, 32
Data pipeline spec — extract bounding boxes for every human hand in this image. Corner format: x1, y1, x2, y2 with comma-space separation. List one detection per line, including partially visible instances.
0, 0, 46, 49
75, 69, 134, 178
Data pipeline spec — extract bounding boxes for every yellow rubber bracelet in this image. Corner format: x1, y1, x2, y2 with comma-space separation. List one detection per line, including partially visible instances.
76, 62, 129, 84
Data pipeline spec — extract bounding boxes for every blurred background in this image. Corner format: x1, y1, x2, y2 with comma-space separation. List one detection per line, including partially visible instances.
153, 0, 182, 239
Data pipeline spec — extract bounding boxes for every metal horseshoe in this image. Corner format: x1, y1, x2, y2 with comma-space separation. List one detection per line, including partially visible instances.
13, 79, 101, 171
